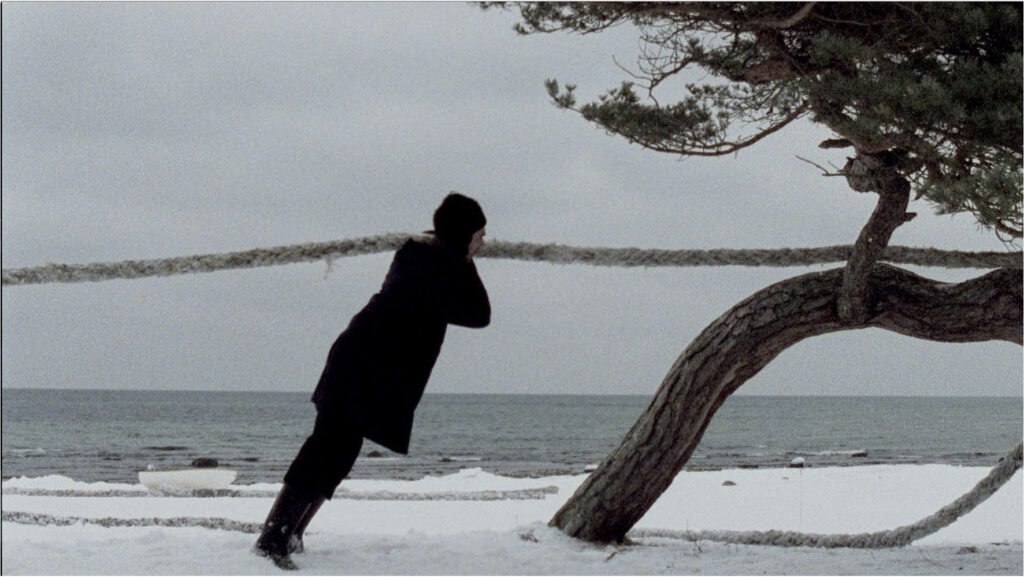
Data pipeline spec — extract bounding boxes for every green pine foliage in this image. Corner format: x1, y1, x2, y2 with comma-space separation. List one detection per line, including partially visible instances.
494, 2, 1023, 240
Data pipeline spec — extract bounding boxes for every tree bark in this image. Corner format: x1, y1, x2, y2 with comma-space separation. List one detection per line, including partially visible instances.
549, 264, 1022, 543
839, 152, 912, 323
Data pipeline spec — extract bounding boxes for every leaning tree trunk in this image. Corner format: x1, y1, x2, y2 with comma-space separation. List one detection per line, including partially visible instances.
550, 151, 1023, 543
549, 264, 1022, 542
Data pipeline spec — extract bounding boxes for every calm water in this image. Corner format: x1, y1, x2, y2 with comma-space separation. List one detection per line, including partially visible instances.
2, 389, 1020, 485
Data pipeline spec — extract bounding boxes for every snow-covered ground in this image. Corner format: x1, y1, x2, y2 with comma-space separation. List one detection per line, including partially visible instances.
3, 465, 1021, 575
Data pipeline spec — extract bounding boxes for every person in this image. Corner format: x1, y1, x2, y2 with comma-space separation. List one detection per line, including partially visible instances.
254, 193, 490, 570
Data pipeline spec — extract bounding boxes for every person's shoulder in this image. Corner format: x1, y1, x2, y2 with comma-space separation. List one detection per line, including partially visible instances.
402, 234, 440, 249
399, 236, 457, 262
389, 236, 449, 273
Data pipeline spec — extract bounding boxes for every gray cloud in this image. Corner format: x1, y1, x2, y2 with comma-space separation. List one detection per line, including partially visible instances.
2, 2, 1019, 398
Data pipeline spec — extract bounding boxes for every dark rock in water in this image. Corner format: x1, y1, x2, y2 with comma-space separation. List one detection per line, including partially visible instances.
788, 457, 805, 468
738, 464, 759, 469
722, 480, 737, 487
851, 450, 868, 458
367, 450, 385, 458
190, 458, 220, 469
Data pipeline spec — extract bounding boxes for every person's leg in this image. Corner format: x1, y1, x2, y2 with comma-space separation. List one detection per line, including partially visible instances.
254, 484, 311, 570
255, 412, 361, 570
287, 495, 325, 554
280, 411, 363, 554
284, 411, 364, 500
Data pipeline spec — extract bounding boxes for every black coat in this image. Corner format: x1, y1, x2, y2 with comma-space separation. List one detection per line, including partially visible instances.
311, 238, 490, 454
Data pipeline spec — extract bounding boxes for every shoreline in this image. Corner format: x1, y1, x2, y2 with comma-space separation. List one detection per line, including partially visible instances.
5, 449, 1019, 486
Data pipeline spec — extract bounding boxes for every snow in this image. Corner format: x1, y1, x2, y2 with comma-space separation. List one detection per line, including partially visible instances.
3, 465, 1021, 575
138, 468, 237, 493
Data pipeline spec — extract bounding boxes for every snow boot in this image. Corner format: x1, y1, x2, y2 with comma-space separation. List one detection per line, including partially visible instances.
288, 494, 326, 555
254, 485, 311, 570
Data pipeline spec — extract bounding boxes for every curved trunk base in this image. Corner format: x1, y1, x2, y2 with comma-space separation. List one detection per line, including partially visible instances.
550, 265, 1022, 543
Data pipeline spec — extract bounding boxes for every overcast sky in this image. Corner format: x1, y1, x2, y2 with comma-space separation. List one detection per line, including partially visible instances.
2, 2, 1020, 398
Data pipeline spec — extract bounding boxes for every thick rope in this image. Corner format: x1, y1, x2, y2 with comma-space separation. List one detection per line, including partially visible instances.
630, 443, 1023, 548
0, 485, 559, 501
3, 233, 1020, 286
0, 510, 263, 534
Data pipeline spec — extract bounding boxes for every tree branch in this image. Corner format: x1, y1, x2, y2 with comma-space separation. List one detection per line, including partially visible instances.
583, 101, 810, 157
759, 2, 817, 29
839, 152, 912, 323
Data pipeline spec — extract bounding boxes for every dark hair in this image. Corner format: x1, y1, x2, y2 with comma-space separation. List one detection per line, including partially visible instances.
433, 192, 486, 256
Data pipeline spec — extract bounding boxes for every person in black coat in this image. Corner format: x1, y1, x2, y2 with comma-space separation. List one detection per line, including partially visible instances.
255, 193, 490, 570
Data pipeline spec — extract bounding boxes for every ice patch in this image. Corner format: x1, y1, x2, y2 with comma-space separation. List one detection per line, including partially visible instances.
139, 469, 237, 493
2, 475, 130, 493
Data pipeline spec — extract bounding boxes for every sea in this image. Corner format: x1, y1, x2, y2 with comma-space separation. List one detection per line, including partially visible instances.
2, 389, 1021, 486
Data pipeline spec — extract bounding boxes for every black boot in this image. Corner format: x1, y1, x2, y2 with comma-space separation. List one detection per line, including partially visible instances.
288, 495, 326, 555
254, 485, 311, 570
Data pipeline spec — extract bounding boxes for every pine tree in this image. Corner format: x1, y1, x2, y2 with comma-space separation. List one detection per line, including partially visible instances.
485, 2, 1023, 543
509, 2, 1022, 240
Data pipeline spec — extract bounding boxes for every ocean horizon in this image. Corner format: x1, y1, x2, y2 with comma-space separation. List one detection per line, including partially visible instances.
3, 388, 1021, 485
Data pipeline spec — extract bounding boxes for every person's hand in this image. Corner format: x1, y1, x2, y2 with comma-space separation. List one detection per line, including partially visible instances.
466, 227, 486, 260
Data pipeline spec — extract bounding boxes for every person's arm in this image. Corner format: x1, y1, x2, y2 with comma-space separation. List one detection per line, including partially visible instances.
446, 259, 490, 328
376, 241, 489, 328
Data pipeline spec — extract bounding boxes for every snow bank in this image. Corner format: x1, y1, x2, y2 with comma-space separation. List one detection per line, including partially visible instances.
3, 464, 1021, 575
